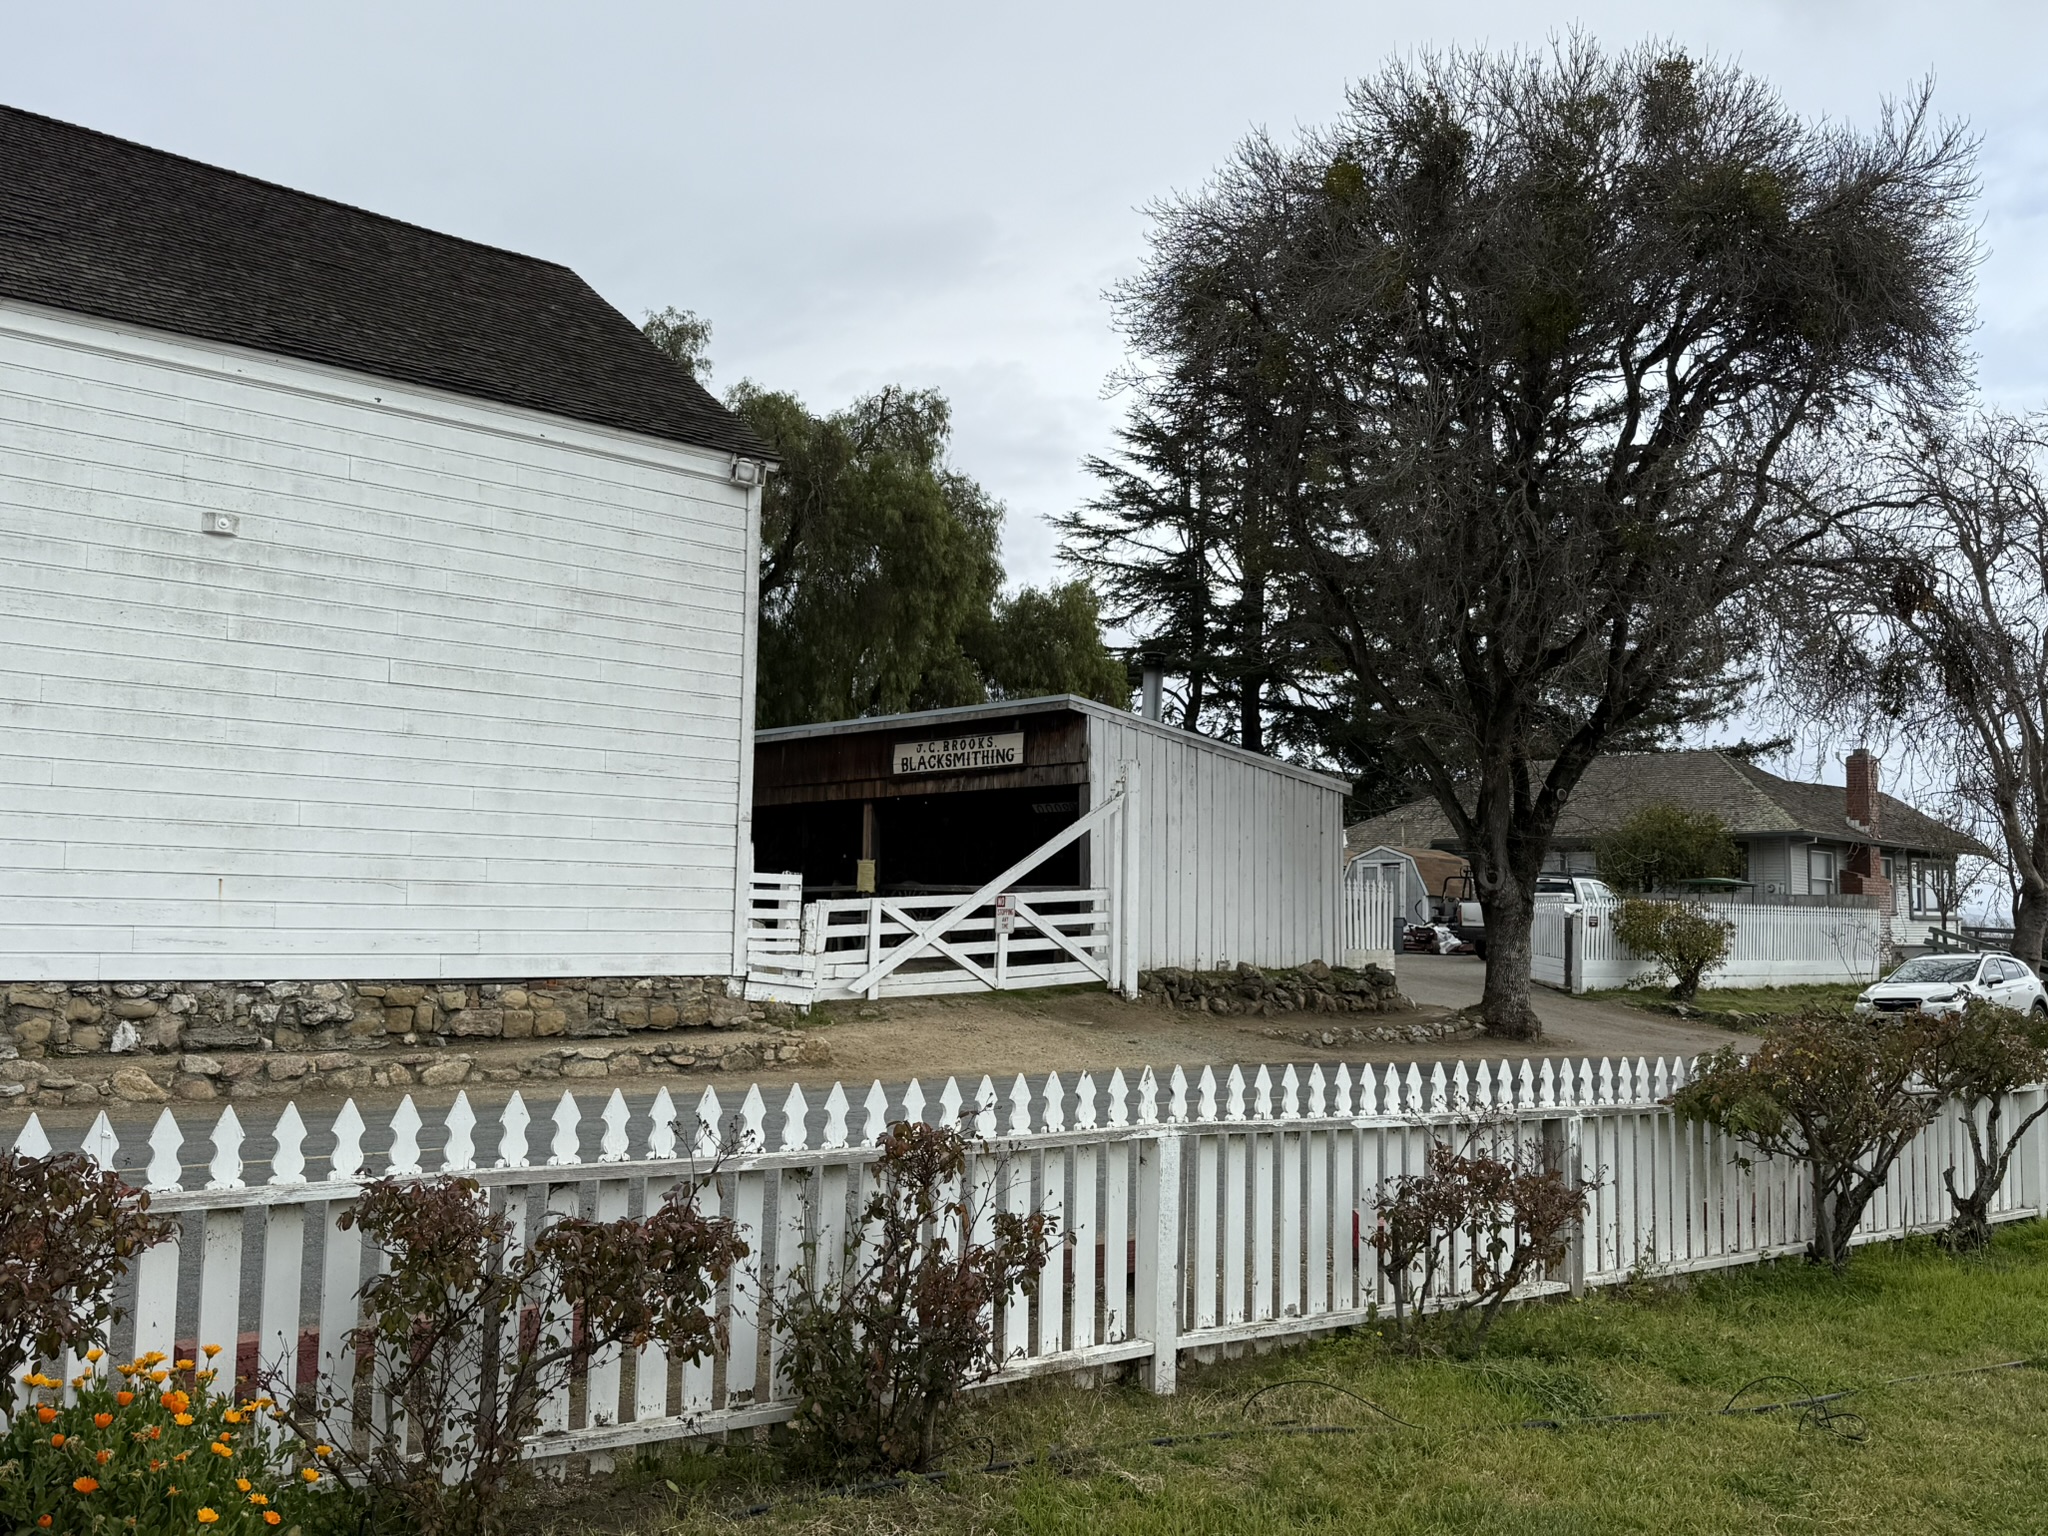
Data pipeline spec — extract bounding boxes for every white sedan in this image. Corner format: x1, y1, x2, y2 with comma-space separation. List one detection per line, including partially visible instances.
1854, 952, 2048, 1018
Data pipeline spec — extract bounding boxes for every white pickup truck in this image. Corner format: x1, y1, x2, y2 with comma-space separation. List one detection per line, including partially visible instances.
1450, 874, 1616, 959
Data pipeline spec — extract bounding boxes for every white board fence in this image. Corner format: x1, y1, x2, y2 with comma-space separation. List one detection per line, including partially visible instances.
1341, 859, 1401, 971
1533, 900, 1884, 994
7, 1056, 2043, 1462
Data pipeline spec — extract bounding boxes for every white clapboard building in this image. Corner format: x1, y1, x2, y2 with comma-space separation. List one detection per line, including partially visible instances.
0, 105, 769, 984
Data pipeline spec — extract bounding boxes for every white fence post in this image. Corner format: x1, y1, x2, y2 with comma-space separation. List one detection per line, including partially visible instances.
1118, 758, 1143, 998
1134, 1126, 1181, 1394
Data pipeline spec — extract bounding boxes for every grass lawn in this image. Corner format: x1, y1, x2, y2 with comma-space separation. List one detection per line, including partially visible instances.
532, 1222, 2048, 1536
1583, 981, 1865, 1028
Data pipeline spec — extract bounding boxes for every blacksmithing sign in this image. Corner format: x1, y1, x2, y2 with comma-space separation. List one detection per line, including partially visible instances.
892, 731, 1024, 774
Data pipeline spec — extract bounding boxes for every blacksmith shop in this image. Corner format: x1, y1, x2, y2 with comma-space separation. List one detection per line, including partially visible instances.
752, 695, 1349, 973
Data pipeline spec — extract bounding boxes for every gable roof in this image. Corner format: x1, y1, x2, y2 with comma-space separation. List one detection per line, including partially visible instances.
0, 104, 766, 459
1346, 750, 1986, 857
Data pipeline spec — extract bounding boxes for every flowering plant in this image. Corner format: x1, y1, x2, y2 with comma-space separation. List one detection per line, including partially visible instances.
0, 1347, 329, 1534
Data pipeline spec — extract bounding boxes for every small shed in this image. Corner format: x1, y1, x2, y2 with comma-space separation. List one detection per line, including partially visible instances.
752, 696, 1347, 986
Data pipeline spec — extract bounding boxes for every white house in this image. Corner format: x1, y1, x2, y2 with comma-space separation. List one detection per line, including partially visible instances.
0, 105, 768, 985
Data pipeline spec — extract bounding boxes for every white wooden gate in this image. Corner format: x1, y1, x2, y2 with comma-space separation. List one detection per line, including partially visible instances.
746, 762, 1141, 1005
1341, 858, 1401, 970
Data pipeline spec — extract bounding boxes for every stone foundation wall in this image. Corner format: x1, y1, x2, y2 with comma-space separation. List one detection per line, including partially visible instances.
1138, 960, 1405, 1016
0, 976, 825, 1110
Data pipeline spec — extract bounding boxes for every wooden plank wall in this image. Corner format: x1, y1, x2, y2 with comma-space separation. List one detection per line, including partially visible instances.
0, 301, 754, 981
1087, 713, 1344, 971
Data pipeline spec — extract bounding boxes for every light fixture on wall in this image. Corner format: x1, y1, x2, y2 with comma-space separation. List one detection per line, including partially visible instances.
730, 457, 764, 487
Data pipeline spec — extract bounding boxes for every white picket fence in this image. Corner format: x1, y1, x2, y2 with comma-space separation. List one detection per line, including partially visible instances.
9, 1053, 2044, 1463
1341, 859, 1401, 970
1533, 900, 1885, 993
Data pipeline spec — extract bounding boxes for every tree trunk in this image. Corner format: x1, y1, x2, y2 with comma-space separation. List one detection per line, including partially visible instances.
1476, 877, 1542, 1041
2013, 884, 2048, 971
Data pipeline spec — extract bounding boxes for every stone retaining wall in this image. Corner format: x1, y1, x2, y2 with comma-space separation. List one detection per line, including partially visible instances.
1138, 960, 1406, 1016
0, 975, 823, 1110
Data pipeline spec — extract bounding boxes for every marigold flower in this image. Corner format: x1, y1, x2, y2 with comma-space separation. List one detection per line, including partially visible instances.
50, 1434, 65, 1447
197, 1510, 219, 1525
151, 1459, 166, 1471
150, 1370, 168, 1383
249, 1493, 269, 1506
314, 1444, 332, 1457
37, 1517, 52, 1528
161, 1389, 190, 1413
210, 1442, 232, 1458
265, 1515, 282, 1528
96, 1449, 112, 1464
116, 1390, 135, 1406
223, 1410, 243, 1425
174, 1359, 194, 1370
36, 1406, 56, 1424
174, 1414, 194, 1427
86, 1347, 103, 1362
203, 1344, 222, 1358
150, 1425, 164, 1440
197, 1369, 217, 1383
94, 1412, 113, 1428
236, 1479, 251, 1493
72, 1476, 99, 1494
301, 1468, 321, 1483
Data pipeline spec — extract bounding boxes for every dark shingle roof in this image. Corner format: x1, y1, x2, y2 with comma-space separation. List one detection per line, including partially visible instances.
0, 104, 766, 459
1347, 750, 1986, 857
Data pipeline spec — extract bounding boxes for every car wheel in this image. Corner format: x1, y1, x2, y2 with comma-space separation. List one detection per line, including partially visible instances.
2034, 1001, 2047, 1019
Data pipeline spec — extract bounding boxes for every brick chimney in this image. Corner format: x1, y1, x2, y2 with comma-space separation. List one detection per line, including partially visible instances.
1846, 748, 1881, 838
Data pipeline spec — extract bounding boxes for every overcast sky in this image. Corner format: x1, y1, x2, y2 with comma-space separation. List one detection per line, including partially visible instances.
7, 1, 2047, 806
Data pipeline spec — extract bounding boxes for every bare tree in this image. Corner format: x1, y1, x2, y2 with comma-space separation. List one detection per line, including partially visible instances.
1102, 39, 1976, 1035
1784, 413, 2048, 965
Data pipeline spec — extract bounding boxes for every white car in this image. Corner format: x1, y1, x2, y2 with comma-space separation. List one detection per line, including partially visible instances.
1853, 953, 2048, 1018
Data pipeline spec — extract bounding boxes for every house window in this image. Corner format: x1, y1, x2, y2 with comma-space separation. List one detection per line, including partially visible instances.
1910, 861, 1946, 918
1807, 846, 1838, 894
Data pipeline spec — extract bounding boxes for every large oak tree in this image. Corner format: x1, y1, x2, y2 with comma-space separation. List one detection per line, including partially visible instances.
1096, 40, 1974, 1036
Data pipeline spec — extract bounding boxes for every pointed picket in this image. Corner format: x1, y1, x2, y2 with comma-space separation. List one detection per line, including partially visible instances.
1307, 1064, 1327, 1117
443, 1094, 478, 1173
1281, 1063, 1301, 1119
1653, 1058, 1671, 1103
1198, 1066, 1220, 1122
495, 1093, 531, 1169
1167, 1066, 1189, 1122
862, 1081, 889, 1144
1251, 1064, 1272, 1119
822, 1083, 851, 1150
938, 1077, 964, 1130
1539, 1059, 1557, 1109
1516, 1059, 1536, 1110
780, 1084, 810, 1153
143, 1109, 183, 1190
1007, 1075, 1034, 1136
79, 1112, 119, 1170
548, 1092, 583, 1167
1106, 1068, 1130, 1128
1333, 1062, 1353, 1116
902, 1078, 928, 1126
737, 1085, 767, 1152
329, 1101, 366, 1181
1384, 1063, 1403, 1115
695, 1087, 723, 1159
1133, 1067, 1156, 1126
12, 1114, 51, 1158
647, 1088, 679, 1160
270, 1104, 308, 1185
600, 1090, 632, 1163
1428, 1062, 1448, 1114
1474, 1059, 1494, 1110
1405, 1063, 1425, 1114
974, 1075, 999, 1138
1041, 1072, 1066, 1133
388, 1097, 423, 1176
1579, 1059, 1596, 1107
1225, 1064, 1246, 1120
1451, 1060, 1470, 1113
1075, 1072, 1099, 1130
206, 1106, 246, 1190
1597, 1057, 1616, 1106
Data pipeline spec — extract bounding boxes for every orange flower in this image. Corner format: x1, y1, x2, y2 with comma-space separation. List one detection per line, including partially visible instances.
197, 1511, 219, 1525
223, 1410, 243, 1425
149, 1370, 168, 1383
160, 1390, 190, 1413
174, 1359, 194, 1371
149, 1425, 163, 1440
116, 1390, 135, 1406
301, 1468, 321, 1483
265, 1515, 282, 1528
37, 1517, 52, 1528
236, 1479, 251, 1493
314, 1444, 332, 1457
94, 1412, 113, 1428
151, 1459, 166, 1472
96, 1449, 112, 1465
202, 1344, 222, 1359
210, 1442, 232, 1458
72, 1476, 99, 1494
50, 1434, 65, 1447
174, 1414, 194, 1427
248, 1493, 269, 1506
36, 1406, 55, 1424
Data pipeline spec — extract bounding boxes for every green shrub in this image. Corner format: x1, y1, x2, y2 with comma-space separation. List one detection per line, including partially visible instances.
1613, 898, 1735, 999
1918, 999, 2048, 1251
1595, 803, 1744, 893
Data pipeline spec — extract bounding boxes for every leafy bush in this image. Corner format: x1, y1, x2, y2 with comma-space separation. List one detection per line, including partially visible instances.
1918, 1000, 2048, 1251
269, 1175, 744, 1536
778, 1120, 1057, 1474
0, 1150, 172, 1388
1613, 898, 1735, 1000
1594, 803, 1744, 894
1672, 1011, 1943, 1270
1, 1347, 327, 1533
1370, 1130, 1588, 1349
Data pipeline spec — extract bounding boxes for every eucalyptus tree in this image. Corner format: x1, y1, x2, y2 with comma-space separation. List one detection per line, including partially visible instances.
1105, 39, 1975, 1036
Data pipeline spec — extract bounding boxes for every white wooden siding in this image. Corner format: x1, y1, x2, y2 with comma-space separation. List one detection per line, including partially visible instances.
1086, 714, 1343, 971
0, 301, 753, 982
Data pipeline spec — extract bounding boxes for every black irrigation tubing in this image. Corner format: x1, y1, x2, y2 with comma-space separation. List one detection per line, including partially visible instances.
722, 1356, 2046, 1520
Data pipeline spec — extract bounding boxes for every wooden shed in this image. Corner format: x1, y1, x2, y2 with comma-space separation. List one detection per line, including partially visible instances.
751, 697, 1348, 995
